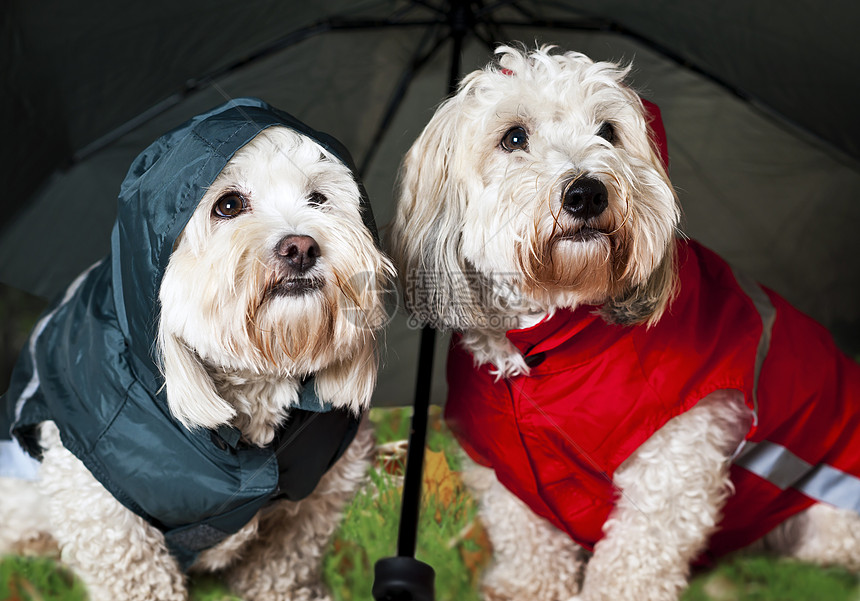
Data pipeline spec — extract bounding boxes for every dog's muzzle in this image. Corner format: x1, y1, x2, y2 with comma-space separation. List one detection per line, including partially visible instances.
277, 234, 320, 274
269, 234, 324, 297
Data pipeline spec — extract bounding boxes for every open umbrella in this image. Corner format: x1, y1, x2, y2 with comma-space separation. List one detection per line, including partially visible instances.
3, 1, 859, 596
3, 1, 860, 399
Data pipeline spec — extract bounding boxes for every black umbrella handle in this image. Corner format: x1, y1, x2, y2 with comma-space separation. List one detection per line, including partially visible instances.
372, 556, 435, 601
372, 326, 436, 601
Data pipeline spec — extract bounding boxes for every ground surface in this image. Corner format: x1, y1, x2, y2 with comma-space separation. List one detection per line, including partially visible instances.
2, 407, 859, 601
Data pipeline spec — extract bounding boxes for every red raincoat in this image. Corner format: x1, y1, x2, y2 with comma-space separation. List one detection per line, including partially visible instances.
445, 239, 860, 557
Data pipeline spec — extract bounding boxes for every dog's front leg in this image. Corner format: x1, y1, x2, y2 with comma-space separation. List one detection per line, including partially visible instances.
39, 423, 187, 601
225, 421, 374, 601
466, 463, 588, 601
573, 391, 749, 601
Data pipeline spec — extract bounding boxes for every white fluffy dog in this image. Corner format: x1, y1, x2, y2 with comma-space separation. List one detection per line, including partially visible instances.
391, 46, 860, 601
1, 106, 394, 601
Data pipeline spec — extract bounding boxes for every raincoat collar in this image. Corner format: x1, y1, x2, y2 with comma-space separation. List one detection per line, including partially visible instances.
505, 307, 601, 358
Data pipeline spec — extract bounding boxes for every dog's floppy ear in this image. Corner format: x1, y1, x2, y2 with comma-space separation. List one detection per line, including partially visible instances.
600, 241, 677, 326
157, 330, 237, 429
390, 94, 484, 330
599, 93, 679, 326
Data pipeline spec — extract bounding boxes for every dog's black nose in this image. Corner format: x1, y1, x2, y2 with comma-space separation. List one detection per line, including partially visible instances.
277, 235, 320, 273
562, 177, 608, 219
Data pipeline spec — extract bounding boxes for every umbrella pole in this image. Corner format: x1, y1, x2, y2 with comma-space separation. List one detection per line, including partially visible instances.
392, 5, 466, 557
371, 327, 437, 601
372, 4, 469, 599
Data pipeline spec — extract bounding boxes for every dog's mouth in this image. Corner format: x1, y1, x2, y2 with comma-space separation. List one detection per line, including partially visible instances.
267, 276, 325, 298
557, 226, 605, 243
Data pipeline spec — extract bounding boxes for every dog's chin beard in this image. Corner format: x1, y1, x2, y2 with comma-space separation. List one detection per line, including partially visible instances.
249, 288, 339, 371
517, 226, 631, 303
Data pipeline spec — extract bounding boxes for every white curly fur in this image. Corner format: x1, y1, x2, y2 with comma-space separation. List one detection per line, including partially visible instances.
391, 46, 860, 601
0, 126, 394, 601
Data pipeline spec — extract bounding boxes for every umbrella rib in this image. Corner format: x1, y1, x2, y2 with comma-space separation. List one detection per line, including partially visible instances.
474, 0, 520, 19
492, 16, 761, 108
358, 26, 449, 178
385, 0, 438, 21
326, 17, 444, 30
507, 0, 538, 21
208, 17, 447, 81
492, 16, 609, 31
73, 15, 445, 163
488, 1, 778, 122
471, 26, 501, 52
406, 0, 448, 16
473, 0, 511, 47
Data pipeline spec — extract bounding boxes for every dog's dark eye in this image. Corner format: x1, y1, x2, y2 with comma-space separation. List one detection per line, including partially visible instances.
308, 191, 327, 206
501, 126, 529, 152
597, 122, 616, 144
212, 193, 247, 218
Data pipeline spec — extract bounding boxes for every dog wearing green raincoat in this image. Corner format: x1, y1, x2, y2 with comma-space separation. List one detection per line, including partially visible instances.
0, 99, 394, 601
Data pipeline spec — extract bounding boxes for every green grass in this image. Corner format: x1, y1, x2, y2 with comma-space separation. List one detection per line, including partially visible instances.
323, 407, 484, 601
685, 555, 860, 601
2, 407, 858, 601
0, 556, 86, 601
322, 464, 482, 601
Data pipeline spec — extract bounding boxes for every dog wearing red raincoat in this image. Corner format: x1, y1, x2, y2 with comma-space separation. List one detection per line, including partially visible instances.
391, 45, 860, 601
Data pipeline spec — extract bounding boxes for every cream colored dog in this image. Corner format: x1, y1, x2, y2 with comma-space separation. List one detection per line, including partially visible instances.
1, 120, 394, 601
391, 46, 860, 601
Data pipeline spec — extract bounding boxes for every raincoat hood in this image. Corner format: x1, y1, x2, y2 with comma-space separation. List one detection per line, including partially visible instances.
1, 98, 377, 569
112, 97, 380, 389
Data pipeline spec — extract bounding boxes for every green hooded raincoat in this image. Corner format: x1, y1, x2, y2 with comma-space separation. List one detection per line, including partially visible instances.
0, 98, 380, 569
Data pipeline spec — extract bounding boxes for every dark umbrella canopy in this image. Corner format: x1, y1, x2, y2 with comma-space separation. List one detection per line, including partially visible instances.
3, 0, 860, 406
